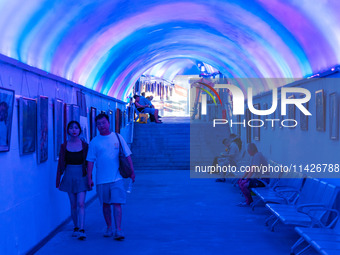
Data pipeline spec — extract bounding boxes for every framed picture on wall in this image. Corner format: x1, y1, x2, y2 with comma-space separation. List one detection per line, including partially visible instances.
54, 99, 64, 160
287, 95, 295, 120
90, 107, 97, 140
73, 104, 80, 123
253, 104, 260, 141
316, 89, 326, 132
300, 94, 309, 131
246, 108, 251, 144
287, 95, 296, 128
123, 110, 127, 127
65, 104, 81, 140
64, 104, 72, 141
263, 103, 268, 129
37, 96, 48, 163
19, 97, 37, 155
79, 116, 89, 143
278, 98, 283, 128
127, 106, 132, 123
237, 115, 241, 137
329, 92, 339, 140
271, 110, 275, 130
0, 87, 15, 152
107, 109, 115, 132
76, 91, 87, 117
115, 108, 121, 134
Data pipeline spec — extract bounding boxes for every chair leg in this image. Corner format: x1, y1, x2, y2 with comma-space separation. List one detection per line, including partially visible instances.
265, 215, 275, 226
295, 244, 312, 255
290, 237, 304, 255
251, 197, 262, 211
270, 218, 279, 232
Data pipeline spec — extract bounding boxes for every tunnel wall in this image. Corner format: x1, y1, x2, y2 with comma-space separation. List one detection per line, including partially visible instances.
236, 72, 340, 186
0, 59, 132, 254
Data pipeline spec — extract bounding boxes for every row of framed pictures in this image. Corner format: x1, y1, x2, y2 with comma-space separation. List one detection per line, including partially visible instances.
0, 87, 132, 163
242, 89, 338, 142
56, 101, 133, 160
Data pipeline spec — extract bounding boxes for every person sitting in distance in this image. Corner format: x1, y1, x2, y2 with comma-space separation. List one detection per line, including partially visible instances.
133, 95, 162, 123
237, 143, 269, 207
215, 134, 242, 182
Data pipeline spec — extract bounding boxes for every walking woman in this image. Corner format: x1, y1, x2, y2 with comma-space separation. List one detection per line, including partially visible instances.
56, 121, 90, 240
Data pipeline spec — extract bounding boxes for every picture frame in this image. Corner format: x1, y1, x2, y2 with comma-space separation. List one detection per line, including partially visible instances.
18, 97, 37, 155
115, 108, 121, 134
278, 98, 283, 128
127, 106, 132, 123
316, 89, 326, 132
300, 95, 309, 131
65, 104, 81, 140
253, 103, 260, 141
263, 103, 268, 129
79, 116, 89, 143
237, 115, 241, 137
271, 110, 275, 130
287, 95, 295, 120
76, 91, 87, 117
64, 104, 72, 141
0, 87, 15, 152
107, 109, 115, 132
287, 95, 296, 129
73, 105, 80, 123
37, 96, 48, 163
123, 110, 127, 127
246, 108, 251, 144
90, 107, 97, 140
329, 92, 339, 140
54, 99, 64, 160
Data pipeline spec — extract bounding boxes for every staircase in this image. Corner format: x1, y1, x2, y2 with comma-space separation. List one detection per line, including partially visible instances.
131, 117, 190, 170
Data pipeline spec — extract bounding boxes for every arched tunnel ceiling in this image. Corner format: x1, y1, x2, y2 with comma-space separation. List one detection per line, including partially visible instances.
0, 0, 340, 101
143, 59, 201, 82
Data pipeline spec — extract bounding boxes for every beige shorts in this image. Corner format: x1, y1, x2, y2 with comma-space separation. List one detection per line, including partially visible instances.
96, 180, 126, 204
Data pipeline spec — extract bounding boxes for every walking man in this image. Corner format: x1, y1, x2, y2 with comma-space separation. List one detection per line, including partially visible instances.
87, 113, 135, 240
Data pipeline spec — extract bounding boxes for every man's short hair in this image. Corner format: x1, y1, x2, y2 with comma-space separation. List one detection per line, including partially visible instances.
95, 113, 109, 123
133, 95, 140, 99
222, 133, 238, 145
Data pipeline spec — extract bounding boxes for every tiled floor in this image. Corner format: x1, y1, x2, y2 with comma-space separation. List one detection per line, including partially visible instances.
36, 170, 312, 255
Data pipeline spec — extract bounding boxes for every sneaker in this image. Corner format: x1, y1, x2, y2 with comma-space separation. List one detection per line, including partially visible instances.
114, 230, 125, 240
103, 227, 113, 237
78, 229, 86, 240
72, 227, 79, 237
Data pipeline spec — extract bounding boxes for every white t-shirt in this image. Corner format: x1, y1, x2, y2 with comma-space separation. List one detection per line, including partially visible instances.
87, 132, 132, 185
229, 142, 241, 162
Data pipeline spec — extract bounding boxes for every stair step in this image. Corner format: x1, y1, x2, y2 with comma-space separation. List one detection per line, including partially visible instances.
132, 121, 192, 170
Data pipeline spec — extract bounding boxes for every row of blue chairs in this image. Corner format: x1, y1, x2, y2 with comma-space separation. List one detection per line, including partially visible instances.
235, 164, 340, 255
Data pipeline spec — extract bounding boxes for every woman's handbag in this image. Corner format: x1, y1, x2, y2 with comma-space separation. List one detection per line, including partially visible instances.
115, 133, 133, 178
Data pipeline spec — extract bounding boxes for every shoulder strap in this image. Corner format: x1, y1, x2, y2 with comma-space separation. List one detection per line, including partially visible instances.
115, 133, 123, 152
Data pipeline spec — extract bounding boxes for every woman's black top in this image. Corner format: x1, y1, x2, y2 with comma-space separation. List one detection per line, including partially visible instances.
65, 150, 84, 165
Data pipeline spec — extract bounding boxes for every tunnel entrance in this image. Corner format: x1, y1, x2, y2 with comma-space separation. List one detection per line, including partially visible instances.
133, 60, 227, 118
